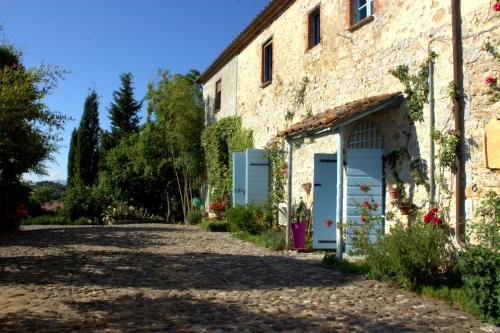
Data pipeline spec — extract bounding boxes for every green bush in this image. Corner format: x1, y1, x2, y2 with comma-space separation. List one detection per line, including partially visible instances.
226, 206, 262, 234
186, 210, 203, 225
365, 222, 454, 290
457, 246, 500, 324
200, 220, 230, 232
21, 215, 87, 225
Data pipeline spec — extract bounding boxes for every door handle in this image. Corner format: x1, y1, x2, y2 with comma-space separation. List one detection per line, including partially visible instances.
314, 183, 322, 187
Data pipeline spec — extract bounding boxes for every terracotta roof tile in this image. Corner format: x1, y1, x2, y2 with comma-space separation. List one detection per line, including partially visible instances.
277, 92, 403, 138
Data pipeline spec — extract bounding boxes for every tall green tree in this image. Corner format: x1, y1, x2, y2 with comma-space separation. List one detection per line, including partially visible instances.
146, 70, 204, 220
0, 43, 67, 230
76, 90, 100, 186
101, 73, 142, 152
67, 128, 78, 186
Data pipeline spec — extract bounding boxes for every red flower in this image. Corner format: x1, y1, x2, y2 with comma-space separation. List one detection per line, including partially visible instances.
493, 1, 500, 11
360, 216, 367, 223
431, 216, 443, 225
372, 202, 378, 210
363, 200, 370, 208
485, 76, 496, 85
325, 219, 333, 228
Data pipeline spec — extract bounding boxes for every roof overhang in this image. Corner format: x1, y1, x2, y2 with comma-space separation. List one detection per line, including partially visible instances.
197, 0, 294, 84
277, 92, 404, 141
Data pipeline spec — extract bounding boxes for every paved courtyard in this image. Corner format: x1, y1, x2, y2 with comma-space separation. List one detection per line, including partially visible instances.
0, 224, 497, 332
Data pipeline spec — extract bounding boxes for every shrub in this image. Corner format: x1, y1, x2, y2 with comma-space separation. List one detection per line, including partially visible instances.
365, 221, 454, 290
63, 185, 99, 221
226, 206, 262, 234
200, 220, 230, 232
101, 203, 161, 225
258, 228, 286, 250
186, 210, 203, 225
457, 246, 500, 325
469, 190, 499, 251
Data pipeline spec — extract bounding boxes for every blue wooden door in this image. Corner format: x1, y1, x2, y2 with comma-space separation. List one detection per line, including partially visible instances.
232, 152, 246, 206
245, 149, 270, 205
313, 153, 338, 249
345, 149, 384, 254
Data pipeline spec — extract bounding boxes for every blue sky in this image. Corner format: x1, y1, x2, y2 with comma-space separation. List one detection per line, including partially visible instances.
0, 0, 269, 182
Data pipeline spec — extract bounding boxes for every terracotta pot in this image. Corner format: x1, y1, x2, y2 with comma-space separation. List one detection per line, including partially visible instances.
388, 187, 400, 200
398, 205, 412, 215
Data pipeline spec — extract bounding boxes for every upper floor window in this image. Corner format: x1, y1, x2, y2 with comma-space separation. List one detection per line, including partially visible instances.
214, 79, 221, 112
355, 0, 374, 23
262, 39, 273, 85
308, 8, 320, 48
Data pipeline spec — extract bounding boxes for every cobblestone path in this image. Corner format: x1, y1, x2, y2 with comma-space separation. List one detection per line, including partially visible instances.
0, 224, 497, 332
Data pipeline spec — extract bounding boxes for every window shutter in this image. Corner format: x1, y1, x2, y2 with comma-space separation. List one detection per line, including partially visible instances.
245, 149, 270, 205
232, 152, 246, 206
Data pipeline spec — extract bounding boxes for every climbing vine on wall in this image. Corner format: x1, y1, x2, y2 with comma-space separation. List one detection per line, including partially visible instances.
265, 139, 288, 223
201, 117, 253, 202
483, 41, 500, 103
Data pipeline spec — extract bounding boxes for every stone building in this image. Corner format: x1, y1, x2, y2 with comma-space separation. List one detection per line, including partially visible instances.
198, 0, 499, 251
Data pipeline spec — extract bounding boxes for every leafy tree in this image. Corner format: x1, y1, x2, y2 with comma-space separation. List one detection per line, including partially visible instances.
67, 128, 78, 186
76, 90, 100, 186
0, 43, 67, 231
101, 73, 142, 153
146, 70, 204, 220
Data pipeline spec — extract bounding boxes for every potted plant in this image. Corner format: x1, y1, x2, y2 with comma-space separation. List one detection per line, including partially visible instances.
397, 197, 412, 215
387, 182, 401, 201
291, 199, 311, 249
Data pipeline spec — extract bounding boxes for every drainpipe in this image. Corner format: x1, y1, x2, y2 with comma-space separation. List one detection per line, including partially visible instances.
451, 0, 465, 245
286, 139, 293, 251
429, 58, 436, 205
335, 128, 344, 260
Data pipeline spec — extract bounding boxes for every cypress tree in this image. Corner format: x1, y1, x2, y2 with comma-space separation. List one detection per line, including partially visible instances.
67, 128, 78, 186
104, 73, 142, 151
76, 90, 100, 186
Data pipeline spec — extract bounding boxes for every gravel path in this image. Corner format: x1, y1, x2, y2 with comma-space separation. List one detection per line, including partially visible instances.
0, 224, 497, 332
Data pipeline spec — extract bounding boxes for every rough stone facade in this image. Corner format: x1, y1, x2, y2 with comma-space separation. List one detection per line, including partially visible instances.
203, 56, 238, 125
202, 0, 499, 233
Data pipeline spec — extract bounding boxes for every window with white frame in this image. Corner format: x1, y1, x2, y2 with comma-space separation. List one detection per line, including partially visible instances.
355, 0, 374, 23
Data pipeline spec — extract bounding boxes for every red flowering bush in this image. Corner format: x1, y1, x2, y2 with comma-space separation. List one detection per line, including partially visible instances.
14, 205, 30, 219
209, 198, 229, 220
485, 76, 496, 85
423, 207, 443, 225
492, 1, 500, 12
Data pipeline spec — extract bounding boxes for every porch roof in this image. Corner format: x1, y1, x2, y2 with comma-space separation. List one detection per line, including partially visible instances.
276, 92, 403, 139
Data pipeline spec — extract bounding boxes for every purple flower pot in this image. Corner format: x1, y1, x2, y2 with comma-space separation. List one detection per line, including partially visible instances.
291, 220, 308, 249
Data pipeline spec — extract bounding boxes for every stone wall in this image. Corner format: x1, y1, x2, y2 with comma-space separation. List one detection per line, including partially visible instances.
232, 0, 499, 228
203, 56, 238, 125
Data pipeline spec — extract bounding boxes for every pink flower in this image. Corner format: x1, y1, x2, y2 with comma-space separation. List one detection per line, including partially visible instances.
485, 76, 496, 85
492, 1, 500, 11
280, 167, 288, 175
372, 202, 378, 211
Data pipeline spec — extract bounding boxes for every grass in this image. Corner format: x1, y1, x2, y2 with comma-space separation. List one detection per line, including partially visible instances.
232, 228, 286, 251
321, 254, 370, 275
22, 215, 87, 225
199, 219, 230, 232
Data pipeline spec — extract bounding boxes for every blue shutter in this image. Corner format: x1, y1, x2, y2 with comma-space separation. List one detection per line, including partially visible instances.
313, 154, 338, 249
232, 152, 246, 206
345, 149, 384, 254
245, 149, 270, 205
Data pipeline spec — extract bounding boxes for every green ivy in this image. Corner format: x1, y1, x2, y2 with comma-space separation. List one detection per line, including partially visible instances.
431, 129, 460, 174
265, 139, 287, 223
201, 117, 253, 202
390, 52, 436, 123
